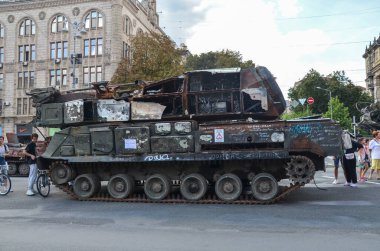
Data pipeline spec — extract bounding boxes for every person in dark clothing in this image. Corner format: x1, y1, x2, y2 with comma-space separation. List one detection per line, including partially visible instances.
23, 133, 39, 196
342, 140, 363, 187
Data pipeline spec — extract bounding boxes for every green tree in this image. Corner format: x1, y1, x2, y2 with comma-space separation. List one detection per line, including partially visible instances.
111, 33, 185, 84
185, 49, 255, 70
281, 108, 312, 120
323, 97, 352, 130
288, 69, 373, 119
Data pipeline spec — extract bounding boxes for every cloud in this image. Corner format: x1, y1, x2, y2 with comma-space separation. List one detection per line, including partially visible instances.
157, 0, 366, 98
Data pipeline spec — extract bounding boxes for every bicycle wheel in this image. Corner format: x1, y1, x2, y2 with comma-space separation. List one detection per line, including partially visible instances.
36, 174, 50, 197
0, 174, 11, 195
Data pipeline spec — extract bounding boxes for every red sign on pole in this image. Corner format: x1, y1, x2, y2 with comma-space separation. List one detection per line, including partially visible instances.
307, 97, 314, 104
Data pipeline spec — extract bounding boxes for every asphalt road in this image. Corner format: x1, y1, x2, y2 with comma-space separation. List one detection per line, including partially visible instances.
1, 166, 380, 251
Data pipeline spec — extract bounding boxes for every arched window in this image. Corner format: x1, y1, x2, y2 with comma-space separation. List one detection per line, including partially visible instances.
51, 15, 68, 33
85, 10, 103, 29
125, 16, 131, 35
0, 23, 4, 38
19, 19, 36, 36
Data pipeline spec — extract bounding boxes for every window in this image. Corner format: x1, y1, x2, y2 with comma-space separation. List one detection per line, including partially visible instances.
123, 42, 130, 59
125, 17, 131, 35
18, 45, 36, 62
0, 99, 2, 116
50, 41, 68, 59
51, 15, 68, 33
0, 23, 4, 38
0, 47, 4, 63
84, 38, 103, 56
29, 98, 33, 115
0, 73, 3, 90
16, 97, 32, 115
17, 71, 34, 89
19, 19, 36, 36
49, 68, 67, 87
16, 98, 21, 115
83, 66, 102, 86
85, 10, 103, 29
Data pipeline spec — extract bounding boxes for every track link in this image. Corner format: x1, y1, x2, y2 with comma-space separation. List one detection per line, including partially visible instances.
56, 183, 301, 205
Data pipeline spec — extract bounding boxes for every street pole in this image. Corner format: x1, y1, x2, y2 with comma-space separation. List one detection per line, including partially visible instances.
329, 90, 332, 120
72, 35, 76, 89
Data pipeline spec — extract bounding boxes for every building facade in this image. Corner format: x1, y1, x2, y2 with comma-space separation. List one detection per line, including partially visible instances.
0, 0, 163, 136
363, 35, 380, 103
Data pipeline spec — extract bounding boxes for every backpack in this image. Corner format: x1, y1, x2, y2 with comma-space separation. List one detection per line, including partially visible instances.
342, 131, 352, 150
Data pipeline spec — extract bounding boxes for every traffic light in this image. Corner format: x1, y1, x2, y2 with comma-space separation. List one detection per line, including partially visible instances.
70, 53, 82, 64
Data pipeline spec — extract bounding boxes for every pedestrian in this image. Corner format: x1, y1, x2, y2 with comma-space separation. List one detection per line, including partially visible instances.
0, 136, 9, 166
332, 155, 346, 184
368, 130, 380, 180
358, 138, 370, 182
342, 138, 363, 187
23, 133, 39, 196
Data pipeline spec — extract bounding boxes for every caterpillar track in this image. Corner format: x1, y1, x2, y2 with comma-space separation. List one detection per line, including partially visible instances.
56, 183, 301, 205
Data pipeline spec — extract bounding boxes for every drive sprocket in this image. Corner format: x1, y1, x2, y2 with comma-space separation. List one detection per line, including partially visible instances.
286, 155, 315, 185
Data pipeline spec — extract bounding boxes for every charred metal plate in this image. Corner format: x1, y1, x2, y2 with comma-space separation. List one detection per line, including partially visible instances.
174, 122, 192, 134
286, 121, 342, 156
74, 134, 91, 156
40, 103, 63, 126
91, 129, 113, 155
154, 123, 171, 135
131, 101, 166, 120
151, 135, 194, 153
242, 87, 268, 111
97, 99, 130, 122
60, 145, 74, 156
64, 100, 84, 124
115, 127, 150, 154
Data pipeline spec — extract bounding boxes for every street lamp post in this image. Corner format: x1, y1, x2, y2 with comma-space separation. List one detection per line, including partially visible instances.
316, 87, 332, 120
63, 20, 86, 89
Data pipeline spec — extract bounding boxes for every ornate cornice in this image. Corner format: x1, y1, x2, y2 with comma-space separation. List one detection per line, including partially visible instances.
0, 0, 111, 13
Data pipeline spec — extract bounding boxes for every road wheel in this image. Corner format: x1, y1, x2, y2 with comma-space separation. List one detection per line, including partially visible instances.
73, 174, 100, 199
214, 173, 242, 201
144, 174, 170, 200
251, 173, 279, 201
7, 163, 17, 175
180, 173, 207, 201
18, 163, 30, 176
107, 174, 135, 199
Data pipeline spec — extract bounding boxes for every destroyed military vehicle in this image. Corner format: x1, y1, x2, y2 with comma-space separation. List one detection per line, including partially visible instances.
28, 66, 342, 204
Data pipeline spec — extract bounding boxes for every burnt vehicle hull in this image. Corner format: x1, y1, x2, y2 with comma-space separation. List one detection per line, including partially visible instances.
31, 67, 342, 203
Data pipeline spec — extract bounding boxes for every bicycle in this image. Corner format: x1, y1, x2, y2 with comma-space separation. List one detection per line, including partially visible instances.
36, 169, 50, 197
0, 164, 11, 195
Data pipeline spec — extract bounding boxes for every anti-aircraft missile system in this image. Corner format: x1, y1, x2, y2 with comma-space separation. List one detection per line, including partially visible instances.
28, 66, 342, 204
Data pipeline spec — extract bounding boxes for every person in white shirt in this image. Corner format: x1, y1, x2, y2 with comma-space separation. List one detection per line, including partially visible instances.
368, 130, 380, 180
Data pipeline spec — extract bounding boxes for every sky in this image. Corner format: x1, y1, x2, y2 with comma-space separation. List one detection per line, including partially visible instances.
156, 0, 380, 98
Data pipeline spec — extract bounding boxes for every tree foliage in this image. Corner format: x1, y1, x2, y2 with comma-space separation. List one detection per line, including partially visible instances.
322, 97, 352, 130
185, 49, 255, 70
288, 69, 373, 120
281, 109, 312, 120
111, 32, 186, 84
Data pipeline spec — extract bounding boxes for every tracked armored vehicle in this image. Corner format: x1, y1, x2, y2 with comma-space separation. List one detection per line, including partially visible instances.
29, 66, 342, 203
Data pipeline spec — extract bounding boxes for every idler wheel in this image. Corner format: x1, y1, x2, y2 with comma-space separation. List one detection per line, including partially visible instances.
107, 174, 135, 199
73, 174, 100, 198
144, 174, 170, 200
51, 163, 75, 185
214, 173, 242, 201
18, 163, 30, 176
180, 173, 208, 201
250, 173, 279, 201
